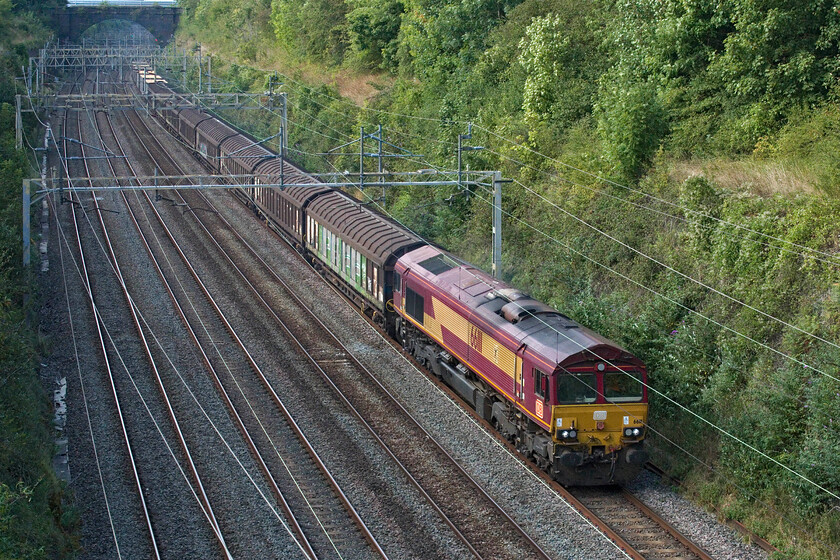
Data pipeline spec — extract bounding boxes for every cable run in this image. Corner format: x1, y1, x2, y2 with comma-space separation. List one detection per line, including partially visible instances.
507, 177, 840, 360
315, 145, 840, 504
481, 146, 840, 269
463, 187, 840, 504
475, 124, 840, 265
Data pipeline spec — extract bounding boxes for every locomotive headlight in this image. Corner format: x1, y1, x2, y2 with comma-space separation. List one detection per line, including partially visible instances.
560, 430, 569, 439
569, 429, 577, 439
559, 430, 577, 440
632, 428, 641, 437
624, 428, 642, 438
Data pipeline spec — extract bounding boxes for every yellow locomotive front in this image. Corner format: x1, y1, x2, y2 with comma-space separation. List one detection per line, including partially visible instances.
550, 363, 649, 485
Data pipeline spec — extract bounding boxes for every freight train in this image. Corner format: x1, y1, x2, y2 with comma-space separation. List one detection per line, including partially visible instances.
145, 78, 650, 485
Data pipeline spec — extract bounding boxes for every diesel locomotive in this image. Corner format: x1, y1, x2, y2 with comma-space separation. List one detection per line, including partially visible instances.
146, 78, 650, 485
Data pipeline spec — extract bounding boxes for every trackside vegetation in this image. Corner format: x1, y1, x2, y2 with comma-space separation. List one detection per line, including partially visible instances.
0, 0, 78, 557
177, 1, 840, 557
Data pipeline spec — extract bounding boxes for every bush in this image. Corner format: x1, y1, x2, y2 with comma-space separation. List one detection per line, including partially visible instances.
595, 72, 668, 181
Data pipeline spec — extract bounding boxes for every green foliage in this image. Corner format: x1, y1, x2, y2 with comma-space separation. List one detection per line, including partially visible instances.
0, 4, 78, 558
795, 376, 840, 513
346, 0, 404, 70
764, 105, 840, 195
271, 0, 349, 62
678, 176, 721, 253
396, 0, 522, 81
517, 8, 600, 128
181, 0, 840, 555
595, 72, 668, 181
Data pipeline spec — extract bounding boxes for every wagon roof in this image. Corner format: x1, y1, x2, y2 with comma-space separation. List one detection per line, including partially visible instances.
253, 159, 331, 204
397, 245, 643, 369
196, 118, 238, 142
179, 108, 211, 127
307, 191, 422, 265
220, 135, 274, 173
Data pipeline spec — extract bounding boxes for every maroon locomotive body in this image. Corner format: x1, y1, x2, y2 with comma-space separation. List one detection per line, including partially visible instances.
394, 246, 649, 485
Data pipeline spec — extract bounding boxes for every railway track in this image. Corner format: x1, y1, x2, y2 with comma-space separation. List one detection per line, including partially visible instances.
116, 77, 554, 560
226, 195, 722, 559
61, 76, 161, 559
148, 97, 737, 560
568, 487, 714, 560
58, 73, 232, 558
180, 131, 726, 559
96, 82, 386, 560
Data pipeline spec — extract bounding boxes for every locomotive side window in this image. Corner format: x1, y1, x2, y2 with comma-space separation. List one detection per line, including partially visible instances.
393, 272, 401, 293
405, 286, 425, 324
604, 371, 643, 402
556, 373, 598, 404
534, 368, 548, 399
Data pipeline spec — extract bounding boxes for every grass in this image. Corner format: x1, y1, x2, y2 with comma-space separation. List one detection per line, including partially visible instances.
669, 158, 818, 197
177, 26, 392, 105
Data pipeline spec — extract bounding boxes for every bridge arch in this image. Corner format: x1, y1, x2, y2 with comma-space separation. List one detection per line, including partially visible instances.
53, 3, 182, 45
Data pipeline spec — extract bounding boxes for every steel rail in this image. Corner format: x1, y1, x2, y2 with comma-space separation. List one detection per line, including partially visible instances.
303, 234, 718, 560
621, 489, 715, 560
80, 96, 233, 557
179, 176, 552, 559
310, 247, 716, 560
63, 76, 161, 560
644, 463, 778, 554
127, 64, 751, 560
93, 90, 318, 560
119, 174, 319, 560
123, 98, 489, 558
118, 94, 389, 560
127, 85, 552, 557
117, 81, 490, 559
105, 81, 377, 560
128, 108, 475, 559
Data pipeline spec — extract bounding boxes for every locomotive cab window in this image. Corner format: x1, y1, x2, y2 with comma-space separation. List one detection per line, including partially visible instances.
557, 372, 598, 404
394, 272, 401, 293
604, 371, 643, 402
405, 286, 424, 325
534, 368, 549, 400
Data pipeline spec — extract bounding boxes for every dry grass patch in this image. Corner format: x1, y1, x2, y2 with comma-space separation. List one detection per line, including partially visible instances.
670, 159, 817, 197
256, 45, 392, 105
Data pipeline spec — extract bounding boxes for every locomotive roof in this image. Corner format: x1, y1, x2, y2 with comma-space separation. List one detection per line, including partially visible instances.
398, 245, 643, 370
307, 191, 423, 266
